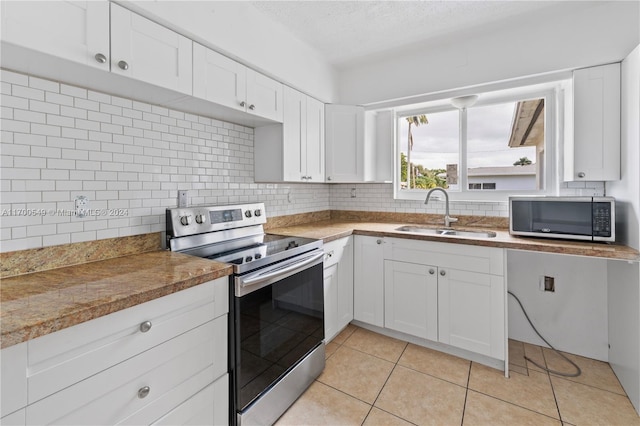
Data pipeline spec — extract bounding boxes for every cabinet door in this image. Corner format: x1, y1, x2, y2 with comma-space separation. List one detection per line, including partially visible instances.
353, 236, 384, 327
193, 43, 246, 113
246, 69, 284, 122
111, 3, 192, 95
438, 269, 505, 360
305, 97, 326, 182
324, 264, 340, 342
384, 260, 438, 341
336, 237, 354, 330
325, 104, 365, 182
1, 1, 109, 70
568, 63, 621, 181
282, 86, 306, 181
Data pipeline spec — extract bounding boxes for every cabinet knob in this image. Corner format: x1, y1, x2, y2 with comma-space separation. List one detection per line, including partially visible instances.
376, 239, 383, 245
327, 176, 332, 181
118, 60, 129, 70
249, 104, 256, 110
240, 101, 246, 107
94, 53, 107, 64
440, 270, 446, 276
429, 269, 435, 275
577, 172, 586, 178
139, 321, 152, 333
137, 386, 150, 399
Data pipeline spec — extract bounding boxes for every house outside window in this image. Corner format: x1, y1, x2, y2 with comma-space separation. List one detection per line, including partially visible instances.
394, 84, 559, 201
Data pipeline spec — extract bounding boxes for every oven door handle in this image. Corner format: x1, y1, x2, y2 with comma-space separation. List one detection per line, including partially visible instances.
240, 251, 324, 288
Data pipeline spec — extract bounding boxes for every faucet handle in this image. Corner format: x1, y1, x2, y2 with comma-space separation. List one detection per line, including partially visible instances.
445, 215, 458, 227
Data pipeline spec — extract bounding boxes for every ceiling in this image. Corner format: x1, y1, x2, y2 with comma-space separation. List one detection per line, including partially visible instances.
249, 1, 594, 69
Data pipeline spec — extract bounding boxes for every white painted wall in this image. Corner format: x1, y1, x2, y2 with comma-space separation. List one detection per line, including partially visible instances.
608, 45, 640, 250
124, 1, 337, 103
606, 44, 640, 415
507, 250, 609, 361
337, 1, 640, 105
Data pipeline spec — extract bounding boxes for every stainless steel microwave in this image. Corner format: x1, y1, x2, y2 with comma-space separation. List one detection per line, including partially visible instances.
509, 196, 615, 242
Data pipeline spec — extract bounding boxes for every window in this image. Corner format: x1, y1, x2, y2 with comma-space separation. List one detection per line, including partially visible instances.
394, 85, 557, 201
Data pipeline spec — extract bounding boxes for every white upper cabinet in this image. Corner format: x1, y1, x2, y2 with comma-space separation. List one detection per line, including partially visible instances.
1, 1, 110, 70
193, 44, 283, 122
325, 105, 393, 183
111, 3, 192, 95
246, 69, 284, 122
305, 97, 326, 182
325, 104, 365, 182
565, 62, 621, 181
254, 86, 324, 182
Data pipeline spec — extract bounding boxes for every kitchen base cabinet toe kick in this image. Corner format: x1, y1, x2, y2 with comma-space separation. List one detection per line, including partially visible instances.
353, 236, 507, 374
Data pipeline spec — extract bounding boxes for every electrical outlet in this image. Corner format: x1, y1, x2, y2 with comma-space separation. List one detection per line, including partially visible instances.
75, 195, 89, 218
539, 275, 555, 292
178, 190, 188, 207
351, 188, 357, 198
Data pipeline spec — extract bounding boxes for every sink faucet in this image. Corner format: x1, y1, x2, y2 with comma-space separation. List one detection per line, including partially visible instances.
425, 188, 458, 227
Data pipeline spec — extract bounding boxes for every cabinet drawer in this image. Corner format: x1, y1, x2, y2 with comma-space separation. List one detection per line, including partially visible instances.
323, 237, 351, 269
25, 316, 227, 425
27, 278, 228, 403
152, 374, 228, 426
386, 238, 504, 275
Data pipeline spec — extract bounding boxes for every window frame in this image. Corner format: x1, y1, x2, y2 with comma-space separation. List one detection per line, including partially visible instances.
393, 85, 561, 202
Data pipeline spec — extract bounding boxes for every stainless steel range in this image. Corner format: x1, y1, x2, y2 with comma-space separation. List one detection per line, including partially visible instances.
166, 203, 325, 426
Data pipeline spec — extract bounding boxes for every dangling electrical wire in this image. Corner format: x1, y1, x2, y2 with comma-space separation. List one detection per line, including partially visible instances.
508, 291, 581, 377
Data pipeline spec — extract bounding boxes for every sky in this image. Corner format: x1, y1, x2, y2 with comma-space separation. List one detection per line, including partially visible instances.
399, 102, 537, 170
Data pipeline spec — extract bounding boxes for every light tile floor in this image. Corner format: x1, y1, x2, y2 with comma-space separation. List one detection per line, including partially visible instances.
276, 325, 640, 426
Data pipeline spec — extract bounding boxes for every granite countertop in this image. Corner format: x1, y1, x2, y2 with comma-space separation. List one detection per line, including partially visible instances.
0, 251, 232, 349
267, 220, 640, 262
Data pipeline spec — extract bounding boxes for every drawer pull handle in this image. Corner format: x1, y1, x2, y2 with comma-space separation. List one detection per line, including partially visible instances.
138, 386, 150, 399
139, 321, 152, 333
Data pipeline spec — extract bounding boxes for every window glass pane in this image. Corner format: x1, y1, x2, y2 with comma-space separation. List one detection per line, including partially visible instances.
467, 99, 543, 191
398, 110, 459, 190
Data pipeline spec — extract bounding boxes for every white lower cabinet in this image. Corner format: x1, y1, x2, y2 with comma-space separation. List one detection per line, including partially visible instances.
384, 260, 438, 341
353, 236, 385, 328
1, 278, 228, 426
323, 237, 354, 342
353, 236, 506, 362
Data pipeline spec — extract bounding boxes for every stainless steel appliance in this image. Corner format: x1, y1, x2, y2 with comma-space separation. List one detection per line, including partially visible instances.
166, 203, 325, 426
509, 196, 615, 242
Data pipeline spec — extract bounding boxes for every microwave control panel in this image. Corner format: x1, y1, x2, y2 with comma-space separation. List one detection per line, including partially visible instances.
593, 203, 612, 237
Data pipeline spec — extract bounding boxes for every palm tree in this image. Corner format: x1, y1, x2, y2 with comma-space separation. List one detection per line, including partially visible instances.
406, 115, 428, 188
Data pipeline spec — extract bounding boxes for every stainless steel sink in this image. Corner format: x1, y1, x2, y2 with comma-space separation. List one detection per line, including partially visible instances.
394, 225, 497, 238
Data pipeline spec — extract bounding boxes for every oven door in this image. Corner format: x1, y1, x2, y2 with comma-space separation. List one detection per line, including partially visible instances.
232, 251, 324, 417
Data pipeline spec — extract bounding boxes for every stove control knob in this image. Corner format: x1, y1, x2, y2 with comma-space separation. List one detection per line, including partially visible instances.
195, 214, 205, 224
245, 210, 252, 218
245, 256, 253, 262
254, 209, 262, 217
180, 215, 192, 226
255, 253, 262, 259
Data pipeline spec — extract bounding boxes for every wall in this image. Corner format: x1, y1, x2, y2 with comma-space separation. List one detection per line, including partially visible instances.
507, 251, 609, 361
338, 1, 639, 105
330, 181, 605, 217
606, 44, 640, 414
124, 1, 337, 103
0, 69, 330, 252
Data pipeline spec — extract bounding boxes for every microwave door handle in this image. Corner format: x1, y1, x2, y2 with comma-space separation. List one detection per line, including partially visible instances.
241, 251, 324, 287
